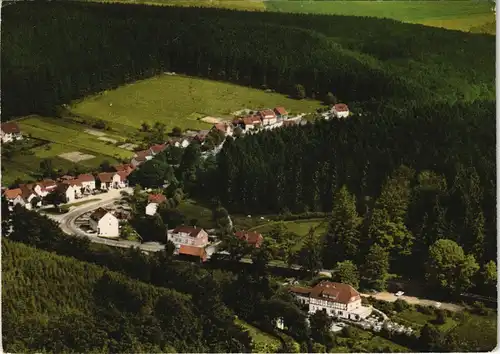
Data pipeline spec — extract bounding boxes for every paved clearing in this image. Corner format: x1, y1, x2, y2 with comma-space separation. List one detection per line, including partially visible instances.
201, 116, 223, 124
59, 151, 95, 162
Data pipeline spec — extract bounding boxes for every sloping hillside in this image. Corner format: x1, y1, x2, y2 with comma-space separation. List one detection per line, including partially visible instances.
1, 238, 251, 353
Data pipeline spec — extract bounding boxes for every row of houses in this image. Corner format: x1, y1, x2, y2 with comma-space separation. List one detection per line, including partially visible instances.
2, 164, 135, 210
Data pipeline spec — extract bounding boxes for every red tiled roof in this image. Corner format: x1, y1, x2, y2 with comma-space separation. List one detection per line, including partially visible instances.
242, 116, 261, 125
178, 245, 207, 261
172, 226, 204, 238
274, 107, 288, 116
4, 188, 22, 200
148, 194, 167, 204
112, 164, 134, 173
258, 109, 276, 119
38, 179, 57, 188
283, 120, 295, 127
97, 172, 115, 183
77, 174, 95, 182
150, 144, 166, 154
134, 149, 153, 160
213, 123, 229, 133
333, 103, 349, 112
235, 231, 264, 247
1, 122, 21, 134
290, 281, 360, 305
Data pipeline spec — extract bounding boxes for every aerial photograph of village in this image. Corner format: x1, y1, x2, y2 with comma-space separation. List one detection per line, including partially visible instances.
1, 0, 496, 352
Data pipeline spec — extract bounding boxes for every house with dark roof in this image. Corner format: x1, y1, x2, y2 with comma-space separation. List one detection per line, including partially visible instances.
1, 122, 22, 143
55, 183, 77, 203
97, 172, 122, 190
235, 230, 264, 248
167, 226, 209, 248
289, 281, 372, 321
89, 207, 119, 237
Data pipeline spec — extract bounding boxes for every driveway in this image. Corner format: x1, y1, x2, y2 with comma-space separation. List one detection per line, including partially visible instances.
360, 292, 464, 312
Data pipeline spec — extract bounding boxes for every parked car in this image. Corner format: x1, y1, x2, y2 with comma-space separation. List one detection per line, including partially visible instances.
395, 291, 405, 296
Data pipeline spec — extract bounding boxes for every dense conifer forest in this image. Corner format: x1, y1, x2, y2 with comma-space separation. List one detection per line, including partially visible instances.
2, 1, 494, 118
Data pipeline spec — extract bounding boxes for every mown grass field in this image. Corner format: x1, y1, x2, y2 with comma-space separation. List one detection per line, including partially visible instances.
177, 199, 216, 229
69, 74, 322, 132
234, 318, 282, 353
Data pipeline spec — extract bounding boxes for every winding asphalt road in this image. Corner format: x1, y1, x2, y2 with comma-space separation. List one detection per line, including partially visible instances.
42, 188, 165, 253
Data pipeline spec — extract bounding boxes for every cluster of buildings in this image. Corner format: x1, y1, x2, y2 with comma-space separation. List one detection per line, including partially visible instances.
2, 163, 135, 210
165, 226, 264, 262
1, 122, 23, 144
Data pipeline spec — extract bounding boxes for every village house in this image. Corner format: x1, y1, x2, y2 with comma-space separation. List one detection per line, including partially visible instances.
112, 164, 135, 175
1, 122, 23, 144
177, 245, 208, 263
212, 122, 234, 137
289, 281, 372, 321
55, 183, 77, 203
145, 193, 167, 216
241, 116, 262, 132
167, 226, 209, 248
77, 174, 96, 192
194, 130, 210, 143
89, 207, 119, 237
62, 179, 83, 198
32, 179, 58, 197
97, 172, 122, 190
149, 143, 167, 156
235, 230, 264, 248
273, 106, 288, 119
331, 103, 350, 118
258, 109, 277, 125
167, 137, 190, 148
3, 187, 40, 210
131, 149, 154, 167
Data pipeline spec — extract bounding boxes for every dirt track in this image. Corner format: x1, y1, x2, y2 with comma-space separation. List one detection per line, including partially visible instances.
361, 292, 464, 312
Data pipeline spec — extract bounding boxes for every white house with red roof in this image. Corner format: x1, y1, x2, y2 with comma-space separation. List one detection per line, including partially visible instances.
131, 149, 154, 167
146, 193, 167, 216
97, 172, 122, 190
273, 106, 288, 118
258, 109, 277, 125
62, 179, 83, 198
1, 122, 22, 144
212, 123, 233, 137
77, 174, 96, 192
89, 207, 119, 237
331, 103, 350, 118
289, 281, 372, 321
167, 226, 209, 248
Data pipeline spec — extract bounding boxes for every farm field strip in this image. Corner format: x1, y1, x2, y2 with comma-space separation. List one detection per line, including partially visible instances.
18, 117, 134, 159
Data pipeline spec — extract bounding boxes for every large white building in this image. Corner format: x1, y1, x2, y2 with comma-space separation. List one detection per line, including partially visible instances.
1, 122, 23, 144
167, 226, 209, 248
89, 207, 119, 237
290, 281, 372, 321
331, 103, 350, 119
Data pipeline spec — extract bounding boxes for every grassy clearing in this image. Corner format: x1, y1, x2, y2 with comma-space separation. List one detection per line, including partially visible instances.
17, 116, 133, 159
234, 318, 282, 353
177, 199, 216, 229
448, 313, 497, 351
69, 74, 322, 131
250, 218, 327, 251
265, 1, 495, 33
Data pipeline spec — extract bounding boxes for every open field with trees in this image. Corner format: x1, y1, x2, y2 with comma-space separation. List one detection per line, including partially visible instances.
69, 74, 322, 131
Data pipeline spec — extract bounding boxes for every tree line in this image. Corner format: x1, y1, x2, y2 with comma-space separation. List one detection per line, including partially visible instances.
2, 1, 494, 119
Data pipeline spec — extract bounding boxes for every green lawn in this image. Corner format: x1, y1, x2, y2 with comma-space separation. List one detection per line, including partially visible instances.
69, 74, 322, 132
18, 116, 134, 159
448, 313, 497, 351
265, 1, 495, 33
234, 318, 282, 353
333, 326, 410, 352
177, 199, 216, 229
250, 218, 327, 251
